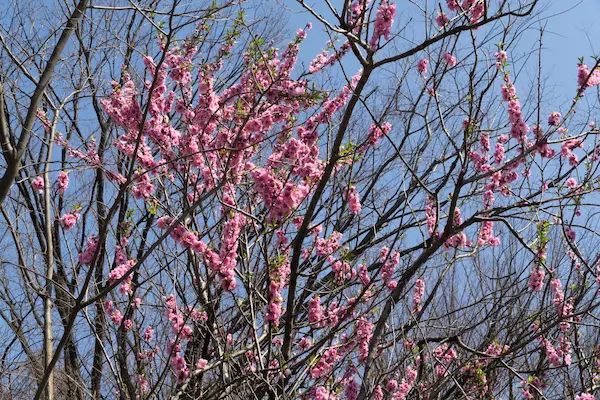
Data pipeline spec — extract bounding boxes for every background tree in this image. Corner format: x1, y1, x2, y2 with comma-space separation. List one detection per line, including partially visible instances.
2, 0, 600, 399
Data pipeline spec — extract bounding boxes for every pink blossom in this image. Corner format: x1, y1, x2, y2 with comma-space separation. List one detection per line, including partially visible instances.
56, 171, 69, 195
417, 58, 429, 74
436, 12, 450, 27
369, 0, 396, 50
60, 212, 80, 230
413, 278, 426, 311
345, 186, 361, 214
31, 176, 44, 193
528, 266, 545, 291
548, 111, 561, 126
79, 235, 99, 265
196, 358, 208, 370
442, 51, 457, 67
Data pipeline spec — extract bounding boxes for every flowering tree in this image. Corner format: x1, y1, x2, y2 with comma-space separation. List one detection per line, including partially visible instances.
3, 0, 600, 399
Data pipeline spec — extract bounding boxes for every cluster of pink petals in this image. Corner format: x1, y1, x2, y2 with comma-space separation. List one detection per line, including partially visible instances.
433, 343, 457, 377
369, 0, 396, 50
548, 111, 561, 126
308, 295, 325, 328
157, 214, 244, 291
310, 348, 341, 379
442, 51, 457, 67
344, 186, 362, 214
477, 220, 500, 247
379, 247, 400, 289
551, 278, 574, 332
417, 58, 429, 74
436, 12, 450, 27
252, 167, 310, 222
108, 258, 135, 295
425, 197, 438, 236
444, 208, 472, 249
577, 63, 600, 91
265, 255, 290, 326
309, 386, 337, 400
31, 176, 44, 193
143, 325, 154, 342
412, 278, 426, 311
218, 213, 246, 291
356, 318, 373, 361
164, 294, 194, 383
316, 231, 343, 257
462, 0, 484, 23
60, 212, 80, 231
565, 177, 578, 189
445, 0, 483, 23
104, 300, 123, 325
528, 266, 545, 291
576, 394, 595, 400
101, 75, 143, 133
521, 376, 546, 399
348, 0, 371, 31
388, 366, 417, 399
79, 235, 99, 265
131, 171, 154, 200
56, 171, 69, 195
309, 41, 351, 74
362, 121, 392, 149
561, 139, 583, 167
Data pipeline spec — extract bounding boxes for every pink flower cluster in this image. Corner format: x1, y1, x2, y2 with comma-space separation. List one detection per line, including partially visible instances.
477, 220, 500, 247
356, 318, 373, 362
445, 0, 483, 23
412, 278, 425, 312
252, 167, 310, 222
31, 176, 44, 193
265, 255, 290, 326
551, 278, 574, 332
442, 52, 457, 67
386, 366, 417, 400
521, 375, 546, 399
436, 12, 450, 27
344, 186, 361, 214
417, 58, 429, 74
310, 348, 341, 379
577, 63, 600, 91
444, 208, 472, 249
132, 171, 154, 200
309, 41, 351, 74
164, 294, 194, 383
548, 111, 561, 126
561, 139, 583, 167
56, 171, 69, 195
108, 258, 135, 295
369, 0, 396, 50
79, 235, 99, 265
316, 231, 343, 257
309, 386, 337, 400
363, 121, 392, 149
433, 343, 457, 377
425, 197, 438, 236
379, 247, 400, 289
528, 266, 545, 291
104, 300, 123, 325
60, 212, 80, 231
100, 75, 143, 133
218, 213, 246, 291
